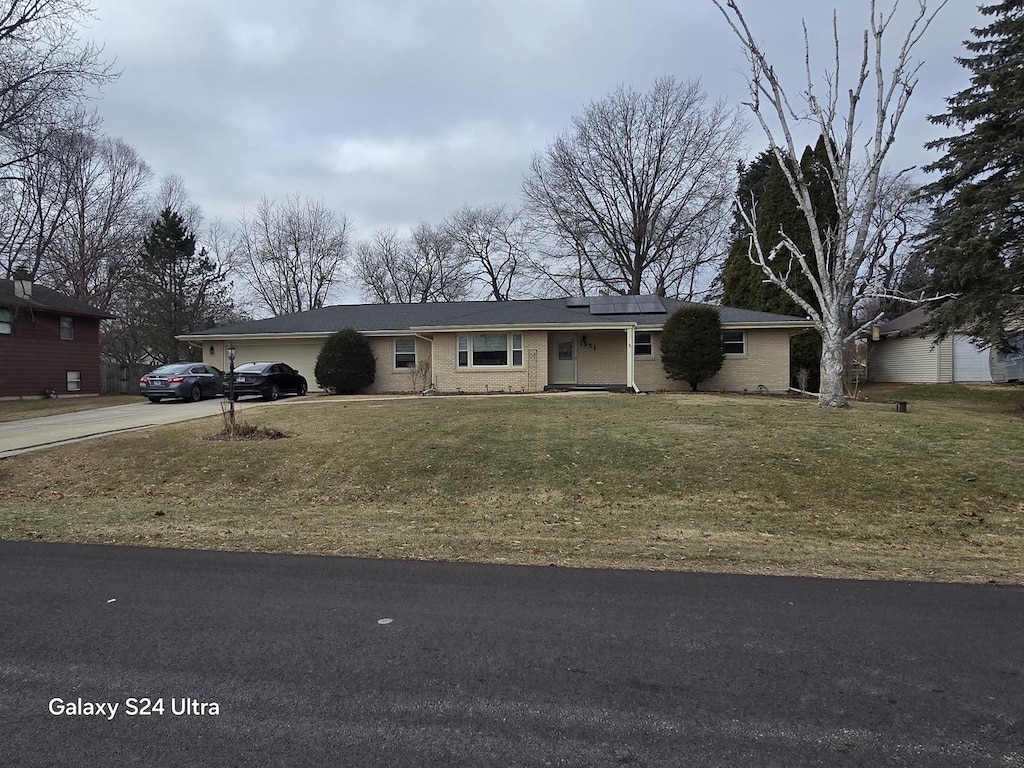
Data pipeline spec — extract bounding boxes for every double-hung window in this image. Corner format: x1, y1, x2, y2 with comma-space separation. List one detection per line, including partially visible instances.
66, 371, 81, 392
0, 308, 12, 335
635, 332, 653, 356
60, 315, 74, 340
394, 337, 416, 368
457, 333, 524, 367
722, 331, 745, 355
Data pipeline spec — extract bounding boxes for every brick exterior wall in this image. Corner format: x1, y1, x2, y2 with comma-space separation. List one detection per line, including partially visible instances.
431, 331, 548, 393
634, 329, 794, 393
0, 309, 103, 398
567, 330, 630, 385
199, 327, 796, 396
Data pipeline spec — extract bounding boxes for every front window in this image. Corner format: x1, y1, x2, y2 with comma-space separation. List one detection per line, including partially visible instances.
60, 315, 73, 340
0, 308, 11, 335
722, 331, 745, 355
457, 333, 524, 367
635, 332, 652, 356
66, 371, 81, 392
394, 337, 416, 368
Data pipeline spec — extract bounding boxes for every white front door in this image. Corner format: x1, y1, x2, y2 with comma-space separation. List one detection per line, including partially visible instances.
553, 336, 577, 384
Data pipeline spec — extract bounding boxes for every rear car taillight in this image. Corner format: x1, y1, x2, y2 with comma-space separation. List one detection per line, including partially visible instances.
167, 376, 185, 383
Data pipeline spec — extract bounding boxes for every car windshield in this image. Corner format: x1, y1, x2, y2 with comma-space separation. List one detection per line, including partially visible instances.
235, 363, 269, 373
149, 364, 190, 376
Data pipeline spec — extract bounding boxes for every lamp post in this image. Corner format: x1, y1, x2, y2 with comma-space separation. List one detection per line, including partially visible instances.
226, 342, 237, 426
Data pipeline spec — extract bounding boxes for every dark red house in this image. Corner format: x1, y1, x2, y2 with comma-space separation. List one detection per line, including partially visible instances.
0, 270, 116, 399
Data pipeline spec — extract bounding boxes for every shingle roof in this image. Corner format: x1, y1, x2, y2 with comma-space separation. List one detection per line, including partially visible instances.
181, 297, 812, 338
0, 279, 116, 319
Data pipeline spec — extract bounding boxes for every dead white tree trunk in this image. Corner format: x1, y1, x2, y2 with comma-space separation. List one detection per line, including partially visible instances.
712, 0, 946, 408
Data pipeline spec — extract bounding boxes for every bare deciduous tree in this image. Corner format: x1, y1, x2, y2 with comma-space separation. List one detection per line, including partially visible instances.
712, 0, 947, 407
43, 131, 152, 311
523, 76, 746, 298
235, 194, 350, 316
353, 223, 471, 304
443, 204, 530, 301
0, 0, 116, 175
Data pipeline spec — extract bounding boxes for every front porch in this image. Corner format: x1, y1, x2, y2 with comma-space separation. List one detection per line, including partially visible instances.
546, 329, 642, 392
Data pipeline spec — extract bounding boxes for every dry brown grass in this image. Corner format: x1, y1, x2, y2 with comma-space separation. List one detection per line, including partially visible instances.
0, 395, 141, 422
1, 390, 1021, 584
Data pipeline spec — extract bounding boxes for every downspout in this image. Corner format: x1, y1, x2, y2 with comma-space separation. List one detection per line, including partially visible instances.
413, 333, 435, 394
626, 325, 641, 393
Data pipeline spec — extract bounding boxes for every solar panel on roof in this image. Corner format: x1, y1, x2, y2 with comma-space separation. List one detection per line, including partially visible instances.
588, 295, 666, 315
636, 296, 666, 313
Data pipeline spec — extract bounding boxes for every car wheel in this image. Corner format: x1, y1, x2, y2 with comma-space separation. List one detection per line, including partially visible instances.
148, 396, 162, 404
297, 381, 308, 397
264, 383, 280, 401
188, 384, 202, 403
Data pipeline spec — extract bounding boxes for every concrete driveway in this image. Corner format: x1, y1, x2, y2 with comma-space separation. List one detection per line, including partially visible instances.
0, 396, 293, 458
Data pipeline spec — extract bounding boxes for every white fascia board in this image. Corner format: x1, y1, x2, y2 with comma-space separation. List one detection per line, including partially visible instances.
410, 322, 636, 333
719, 322, 816, 331
176, 332, 336, 342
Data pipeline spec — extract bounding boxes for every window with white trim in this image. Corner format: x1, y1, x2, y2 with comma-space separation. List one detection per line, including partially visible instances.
394, 337, 416, 368
0, 308, 11, 334
457, 333, 524, 367
635, 332, 652, 356
66, 371, 81, 391
60, 315, 73, 340
722, 331, 745, 355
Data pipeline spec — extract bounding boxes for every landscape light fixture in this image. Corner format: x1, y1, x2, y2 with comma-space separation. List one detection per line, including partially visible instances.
226, 343, 237, 425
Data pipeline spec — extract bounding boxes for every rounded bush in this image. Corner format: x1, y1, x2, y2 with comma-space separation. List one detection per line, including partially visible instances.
660, 305, 725, 391
314, 328, 376, 394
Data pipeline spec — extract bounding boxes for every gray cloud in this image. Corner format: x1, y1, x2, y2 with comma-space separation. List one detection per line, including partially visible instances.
88, 0, 982, 233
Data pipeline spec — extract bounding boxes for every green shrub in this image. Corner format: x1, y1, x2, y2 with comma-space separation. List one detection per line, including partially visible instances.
660, 305, 725, 391
314, 328, 376, 394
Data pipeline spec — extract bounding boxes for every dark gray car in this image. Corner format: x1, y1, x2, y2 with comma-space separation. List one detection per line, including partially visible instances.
228, 361, 307, 401
139, 363, 225, 403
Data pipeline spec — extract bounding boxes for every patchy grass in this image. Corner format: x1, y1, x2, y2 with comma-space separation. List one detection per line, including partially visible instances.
1, 392, 1021, 584
0, 395, 142, 423
207, 418, 292, 441
858, 382, 1024, 414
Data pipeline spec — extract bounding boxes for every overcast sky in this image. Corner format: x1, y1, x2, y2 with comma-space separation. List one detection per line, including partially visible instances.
86, 0, 983, 240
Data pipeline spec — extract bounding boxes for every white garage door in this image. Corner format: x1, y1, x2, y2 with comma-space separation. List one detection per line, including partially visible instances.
952, 335, 992, 382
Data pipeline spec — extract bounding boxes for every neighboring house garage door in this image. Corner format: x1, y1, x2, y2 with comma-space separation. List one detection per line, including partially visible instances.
952, 335, 992, 382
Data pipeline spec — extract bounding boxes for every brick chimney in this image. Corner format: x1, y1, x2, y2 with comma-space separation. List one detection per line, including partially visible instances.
13, 267, 32, 299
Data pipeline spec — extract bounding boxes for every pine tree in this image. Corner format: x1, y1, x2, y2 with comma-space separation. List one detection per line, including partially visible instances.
921, 1, 1024, 347
718, 138, 836, 390
127, 208, 232, 363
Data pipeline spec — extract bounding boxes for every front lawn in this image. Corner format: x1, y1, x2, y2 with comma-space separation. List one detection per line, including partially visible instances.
1, 392, 1021, 583
0, 395, 141, 423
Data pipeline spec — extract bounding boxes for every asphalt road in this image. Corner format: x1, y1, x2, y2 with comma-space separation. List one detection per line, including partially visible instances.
0, 396, 289, 457
1, 542, 1021, 767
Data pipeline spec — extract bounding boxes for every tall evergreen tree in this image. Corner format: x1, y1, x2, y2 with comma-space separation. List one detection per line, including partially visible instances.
125, 207, 232, 363
719, 138, 837, 390
920, 1, 1024, 347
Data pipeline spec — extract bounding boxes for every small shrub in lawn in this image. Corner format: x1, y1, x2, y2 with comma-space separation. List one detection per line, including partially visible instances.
314, 328, 376, 394
209, 419, 291, 441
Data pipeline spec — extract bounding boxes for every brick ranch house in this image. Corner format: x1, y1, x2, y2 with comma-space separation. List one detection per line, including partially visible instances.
178, 296, 814, 395
0, 270, 116, 399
